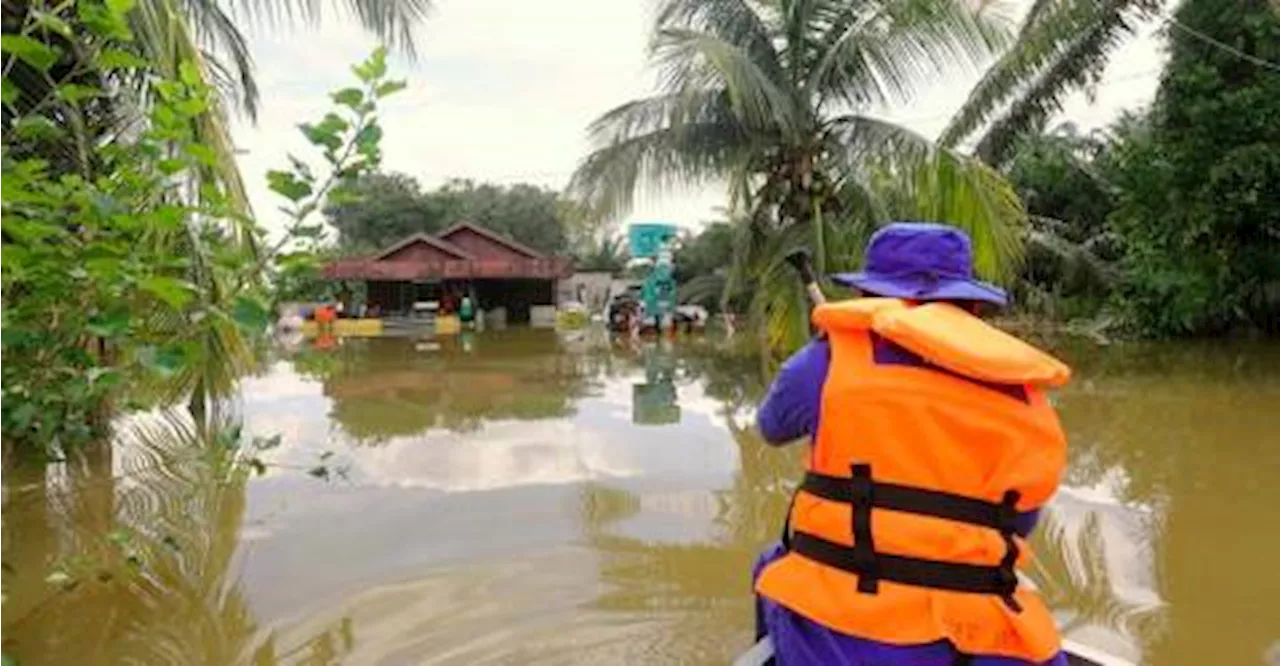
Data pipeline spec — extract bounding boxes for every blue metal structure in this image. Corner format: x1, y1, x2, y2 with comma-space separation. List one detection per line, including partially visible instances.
627, 222, 679, 327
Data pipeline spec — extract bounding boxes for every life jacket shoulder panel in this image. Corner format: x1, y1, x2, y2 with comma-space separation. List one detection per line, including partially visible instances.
812, 297, 906, 331
814, 299, 1070, 388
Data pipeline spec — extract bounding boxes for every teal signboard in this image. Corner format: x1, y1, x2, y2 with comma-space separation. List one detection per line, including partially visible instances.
627, 222, 678, 259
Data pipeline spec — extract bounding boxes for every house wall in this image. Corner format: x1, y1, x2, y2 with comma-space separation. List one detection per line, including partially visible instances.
440, 227, 535, 261
558, 272, 615, 312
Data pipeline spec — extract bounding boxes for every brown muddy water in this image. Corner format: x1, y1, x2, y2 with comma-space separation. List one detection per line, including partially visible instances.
3, 329, 1279, 665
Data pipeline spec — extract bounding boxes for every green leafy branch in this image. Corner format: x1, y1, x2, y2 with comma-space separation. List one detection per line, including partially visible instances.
241, 46, 407, 295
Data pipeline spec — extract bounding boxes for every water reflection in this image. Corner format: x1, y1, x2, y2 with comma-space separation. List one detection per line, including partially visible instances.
299, 331, 591, 441
3, 334, 1278, 665
1048, 340, 1280, 666
3, 413, 293, 664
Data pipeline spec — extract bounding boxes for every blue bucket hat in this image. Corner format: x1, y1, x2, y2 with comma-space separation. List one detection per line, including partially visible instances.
831, 222, 1008, 306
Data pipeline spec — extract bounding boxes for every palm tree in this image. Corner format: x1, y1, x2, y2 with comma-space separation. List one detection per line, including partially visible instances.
569, 0, 1030, 353
939, 0, 1158, 166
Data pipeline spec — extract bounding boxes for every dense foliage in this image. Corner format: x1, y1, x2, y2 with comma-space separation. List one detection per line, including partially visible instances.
998, 0, 1279, 336
1104, 0, 1280, 336
324, 174, 584, 255
1002, 126, 1120, 318
1, 1, 406, 454
674, 221, 737, 312
942, 0, 1158, 165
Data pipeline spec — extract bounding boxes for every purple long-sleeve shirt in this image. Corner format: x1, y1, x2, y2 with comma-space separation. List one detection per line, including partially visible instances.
752, 339, 1062, 666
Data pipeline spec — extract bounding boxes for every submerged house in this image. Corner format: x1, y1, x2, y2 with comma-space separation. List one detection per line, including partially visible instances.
323, 222, 573, 324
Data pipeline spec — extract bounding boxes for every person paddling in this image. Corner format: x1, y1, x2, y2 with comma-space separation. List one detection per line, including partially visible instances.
753, 222, 1073, 666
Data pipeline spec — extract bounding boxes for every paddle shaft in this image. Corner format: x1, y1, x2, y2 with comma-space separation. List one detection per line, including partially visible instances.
785, 250, 827, 307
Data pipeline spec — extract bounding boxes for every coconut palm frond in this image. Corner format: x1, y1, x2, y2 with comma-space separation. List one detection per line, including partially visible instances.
826, 114, 1027, 281
808, 0, 1011, 110
217, 0, 433, 58
940, 0, 1156, 164
651, 27, 803, 136
571, 111, 752, 225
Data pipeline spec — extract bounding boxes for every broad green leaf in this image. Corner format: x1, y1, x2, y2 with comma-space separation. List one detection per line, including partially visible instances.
77, 3, 131, 40
140, 276, 195, 309
0, 246, 31, 277
298, 122, 343, 152
9, 403, 37, 430
178, 61, 200, 86
374, 80, 407, 99
86, 367, 123, 388
57, 83, 100, 104
232, 295, 271, 331
106, 0, 138, 19
174, 97, 208, 117
331, 87, 364, 109
107, 528, 132, 546
13, 116, 62, 141
33, 10, 73, 37
352, 47, 389, 82
152, 204, 186, 230
278, 251, 321, 271
138, 344, 186, 376
0, 218, 61, 244
267, 170, 313, 202
184, 143, 217, 166
367, 47, 388, 78
158, 158, 186, 175
98, 48, 147, 70
326, 186, 363, 206
86, 312, 130, 337
1, 35, 61, 72
355, 123, 383, 155
1, 79, 15, 105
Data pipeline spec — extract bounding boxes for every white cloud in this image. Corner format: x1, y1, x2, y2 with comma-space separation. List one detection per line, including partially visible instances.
231, 0, 1167, 240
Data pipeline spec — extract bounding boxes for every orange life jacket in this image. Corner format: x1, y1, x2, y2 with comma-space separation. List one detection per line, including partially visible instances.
755, 298, 1071, 662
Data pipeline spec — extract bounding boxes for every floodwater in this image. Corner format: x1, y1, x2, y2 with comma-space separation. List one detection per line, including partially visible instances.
3, 329, 1279, 665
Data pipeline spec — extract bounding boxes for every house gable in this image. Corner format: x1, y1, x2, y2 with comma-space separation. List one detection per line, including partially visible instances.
374, 233, 472, 262
437, 221, 544, 261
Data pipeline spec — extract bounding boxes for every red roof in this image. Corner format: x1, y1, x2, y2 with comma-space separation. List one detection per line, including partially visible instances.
372, 232, 473, 260
323, 223, 572, 281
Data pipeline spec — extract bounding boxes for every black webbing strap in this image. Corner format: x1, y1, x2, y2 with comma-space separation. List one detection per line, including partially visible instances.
791, 531, 1016, 597
791, 464, 1024, 611
802, 471, 1009, 531
849, 464, 877, 593
996, 489, 1023, 612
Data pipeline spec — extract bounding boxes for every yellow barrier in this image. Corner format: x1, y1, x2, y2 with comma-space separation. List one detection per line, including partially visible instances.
300, 319, 384, 337
435, 314, 461, 335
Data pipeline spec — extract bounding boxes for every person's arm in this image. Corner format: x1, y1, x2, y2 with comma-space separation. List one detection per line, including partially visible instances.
756, 339, 830, 445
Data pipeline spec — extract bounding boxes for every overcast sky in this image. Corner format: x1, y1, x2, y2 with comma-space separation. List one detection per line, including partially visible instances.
229, 0, 1168, 239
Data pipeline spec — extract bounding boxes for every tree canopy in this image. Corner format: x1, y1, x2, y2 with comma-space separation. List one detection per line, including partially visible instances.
1105, 0, 1280, 336
324, 175, 578, 255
